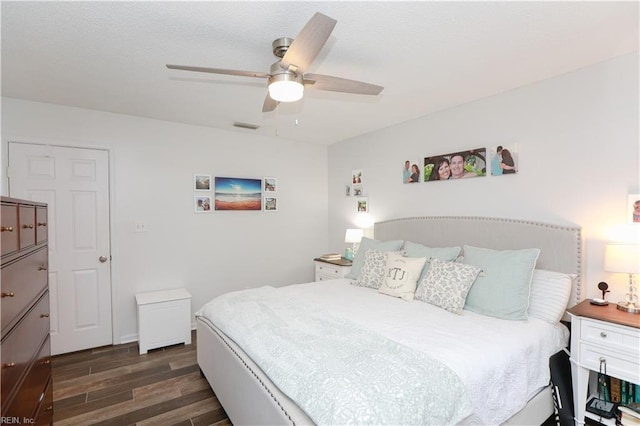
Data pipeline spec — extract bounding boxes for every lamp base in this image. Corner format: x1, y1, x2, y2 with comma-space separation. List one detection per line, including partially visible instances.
616, 301, 640, 314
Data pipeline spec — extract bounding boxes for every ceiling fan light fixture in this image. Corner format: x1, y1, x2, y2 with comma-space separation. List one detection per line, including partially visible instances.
268, 73, 304, 102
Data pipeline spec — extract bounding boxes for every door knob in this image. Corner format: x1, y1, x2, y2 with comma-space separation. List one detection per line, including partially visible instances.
99, 255, 108, 263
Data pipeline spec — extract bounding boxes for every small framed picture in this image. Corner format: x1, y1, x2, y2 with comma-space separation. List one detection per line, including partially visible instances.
194, 174, 211, 191
356, 197, 368, 213
629, 194, 640, 223
345, 185, 351, 196
194, 195, 212, 213
264, 177, 277, 192
264, 197, 277, 212
352, 184, 363, 196
351, 169, 363, 184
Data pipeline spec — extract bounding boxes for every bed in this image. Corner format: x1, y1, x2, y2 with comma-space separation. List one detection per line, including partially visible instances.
195, 216, 583, 425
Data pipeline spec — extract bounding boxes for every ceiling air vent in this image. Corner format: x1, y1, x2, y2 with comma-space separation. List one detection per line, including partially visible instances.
233, 122, 260, 130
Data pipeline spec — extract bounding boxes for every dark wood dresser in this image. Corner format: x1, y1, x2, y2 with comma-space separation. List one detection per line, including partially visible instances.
1, 196, 52, 425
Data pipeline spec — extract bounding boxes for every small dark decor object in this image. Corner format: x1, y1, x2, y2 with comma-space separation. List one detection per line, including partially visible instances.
585, 397, 616, 419
590, 282, 610, 306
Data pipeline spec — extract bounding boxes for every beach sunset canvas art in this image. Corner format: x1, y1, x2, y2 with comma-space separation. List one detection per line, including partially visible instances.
214, 177, 262, 211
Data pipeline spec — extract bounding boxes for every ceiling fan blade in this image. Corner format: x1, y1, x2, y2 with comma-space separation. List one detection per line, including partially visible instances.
303, 73, 384, 95
262, 93, 278, 112
166, 64, 269, 79
280, 12, 336, 74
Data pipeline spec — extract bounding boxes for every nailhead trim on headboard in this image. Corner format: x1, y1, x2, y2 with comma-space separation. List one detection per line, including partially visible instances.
374, 216, 582, 304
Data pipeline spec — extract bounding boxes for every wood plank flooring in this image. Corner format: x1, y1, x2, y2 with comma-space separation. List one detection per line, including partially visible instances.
51, 331, 231, 426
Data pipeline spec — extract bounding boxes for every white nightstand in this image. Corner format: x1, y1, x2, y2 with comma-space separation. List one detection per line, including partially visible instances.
136, 288, 192, 355
568, 300, 640, 425
314, 258, 352, 281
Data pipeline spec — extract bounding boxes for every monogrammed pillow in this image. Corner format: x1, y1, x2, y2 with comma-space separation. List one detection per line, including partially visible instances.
415, 258, 481, 314
378, 253, 427, 301
353, 249, 390, 289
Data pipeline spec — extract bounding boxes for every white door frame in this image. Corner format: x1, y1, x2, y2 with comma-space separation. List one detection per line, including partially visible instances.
2, 135, 121, 346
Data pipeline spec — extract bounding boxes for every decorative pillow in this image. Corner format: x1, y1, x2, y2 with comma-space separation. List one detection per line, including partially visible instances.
527, 269, 575, 324
353, 249, 390, 289
415, 258, 481, 314
463, 245, 540, 320
377, 253, 426, 301
402, 241, 461, 283
345, 237, 404, 280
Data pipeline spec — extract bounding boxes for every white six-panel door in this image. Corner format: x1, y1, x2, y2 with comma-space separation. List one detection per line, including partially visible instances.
8, 142, 112, 355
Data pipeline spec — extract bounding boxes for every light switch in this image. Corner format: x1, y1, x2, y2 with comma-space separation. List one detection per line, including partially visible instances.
134, 221, 148, 232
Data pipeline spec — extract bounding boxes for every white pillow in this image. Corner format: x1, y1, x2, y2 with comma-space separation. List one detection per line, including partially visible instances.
527, 269, 574, 324
378, 253, 426, 301
415, 258, 482, 314
353, 249, 390, 289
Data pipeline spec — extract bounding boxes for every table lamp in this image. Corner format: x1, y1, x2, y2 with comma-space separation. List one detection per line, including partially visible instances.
344, 228, 363, 261
604, 243, 640, 314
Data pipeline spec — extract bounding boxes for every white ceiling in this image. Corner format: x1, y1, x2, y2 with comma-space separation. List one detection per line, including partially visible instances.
2, 1, 638, 145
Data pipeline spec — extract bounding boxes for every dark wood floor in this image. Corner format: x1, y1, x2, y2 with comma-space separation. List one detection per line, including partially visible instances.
51, 331, 231, 426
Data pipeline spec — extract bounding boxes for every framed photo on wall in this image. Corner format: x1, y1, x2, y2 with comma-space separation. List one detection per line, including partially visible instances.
264, 196, 277, 212
629, 194, 640, 223
357, 197, 368, 213
264, 177, 277, 192
194, 195, 212, 213
214, 177, 262, 211
490, 144, 518, 176
352, 169, 363, 184
194, 174, 211, 191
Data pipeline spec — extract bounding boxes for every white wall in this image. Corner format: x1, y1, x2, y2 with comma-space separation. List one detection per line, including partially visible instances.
1, 99, 329, 342
328, 53, 639, 303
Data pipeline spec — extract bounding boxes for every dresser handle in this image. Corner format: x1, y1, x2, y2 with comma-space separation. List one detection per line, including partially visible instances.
600, 332, 607, 338
37, 222, 47, 227
22, 224, 34, 229
3, 362, 16, 368
40, 313, 50, 318
38, 265, 48, 271
1, 292, 15, 298
1, 226, 14, 232
41, 359, 51, 365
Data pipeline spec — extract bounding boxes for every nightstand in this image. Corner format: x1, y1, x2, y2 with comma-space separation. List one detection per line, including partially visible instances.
313, 258, 352, 281
568, 300, 640, 425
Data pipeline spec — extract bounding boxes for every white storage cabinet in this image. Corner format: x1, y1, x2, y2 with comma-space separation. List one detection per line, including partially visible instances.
136, 288, 192, 355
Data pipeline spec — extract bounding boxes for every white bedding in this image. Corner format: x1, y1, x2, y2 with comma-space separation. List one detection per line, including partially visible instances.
198, 278, 569, 425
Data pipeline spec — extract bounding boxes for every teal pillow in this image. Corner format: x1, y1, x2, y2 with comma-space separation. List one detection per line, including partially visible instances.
403, 241, 461, 284
462, 245, 540, 320
345, 237, 404, 280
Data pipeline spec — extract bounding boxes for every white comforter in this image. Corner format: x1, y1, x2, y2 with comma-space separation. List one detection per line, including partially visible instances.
198, 279, 569, 425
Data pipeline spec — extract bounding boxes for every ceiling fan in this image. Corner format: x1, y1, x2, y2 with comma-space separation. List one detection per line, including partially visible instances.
166, 12, 384, 112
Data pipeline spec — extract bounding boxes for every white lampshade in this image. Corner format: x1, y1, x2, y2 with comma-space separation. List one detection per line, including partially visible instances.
345, 228, 364, 244
604, 244, 640, 274
268, 79, 304, 102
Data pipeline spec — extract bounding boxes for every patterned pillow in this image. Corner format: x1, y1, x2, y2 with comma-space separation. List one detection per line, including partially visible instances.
353, 249, 390, 289
415, 258, 481, 314
378, 253, 427, 301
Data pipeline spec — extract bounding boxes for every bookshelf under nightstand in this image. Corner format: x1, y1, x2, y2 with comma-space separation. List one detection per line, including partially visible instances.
568, 300, 640, 425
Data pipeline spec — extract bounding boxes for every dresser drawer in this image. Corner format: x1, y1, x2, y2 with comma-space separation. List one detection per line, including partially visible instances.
19, 205, 36, 250
35, 377, 53, 426
579, 342, 640, 384
1, 292, 50, 407
580, 318, 640, 355
2, 336, 51, 420
1, 247, 49, 336
1, 203, 19, 257
35, 207, 48, 245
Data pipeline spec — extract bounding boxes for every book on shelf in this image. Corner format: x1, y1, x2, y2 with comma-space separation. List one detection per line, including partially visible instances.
319, 253, 342, 260
619, 405, 640, 426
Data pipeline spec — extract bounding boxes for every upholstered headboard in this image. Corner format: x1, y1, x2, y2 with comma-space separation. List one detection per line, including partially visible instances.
374, 216, 583, 306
